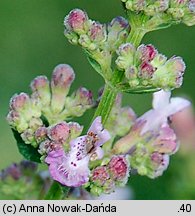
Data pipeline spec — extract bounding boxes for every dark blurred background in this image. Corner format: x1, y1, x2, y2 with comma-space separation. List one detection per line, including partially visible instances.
0, 0, 195, 199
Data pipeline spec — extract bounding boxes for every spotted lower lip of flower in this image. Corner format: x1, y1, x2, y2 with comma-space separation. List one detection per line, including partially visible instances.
45, 117, 111, 187
45, 149, 90, 187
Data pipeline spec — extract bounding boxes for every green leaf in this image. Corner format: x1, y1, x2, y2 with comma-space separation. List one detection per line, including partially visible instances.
117, 83, 160, 94
12, 129, 41, 163
84, 50, 103, 76
61, 185, 70, 198
44, 181, 63, 200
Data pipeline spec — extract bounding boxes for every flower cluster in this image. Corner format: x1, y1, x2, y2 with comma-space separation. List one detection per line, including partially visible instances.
7, 64, 94, 147
122, 0, 195, 26
64, 9, 130, 52
64, 9, 130, 80
113, 90, 190, 178
116, 43, 186, 90
45, 117, 111, 187
87, 155, 129, 196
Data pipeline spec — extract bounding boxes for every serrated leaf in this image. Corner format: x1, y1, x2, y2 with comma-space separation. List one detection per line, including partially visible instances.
12, 129, 41, 163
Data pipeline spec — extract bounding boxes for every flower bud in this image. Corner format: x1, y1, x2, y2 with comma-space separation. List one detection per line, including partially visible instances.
107, 17, 130, 52
88, 21, 107, 43
28, 117, 43, 131
9, 93, 30, 112
90, 166, 116, 196
30, 76, 51, 106
64, 29, 79, 45
21, 129, 36, 146
65, 87, 94, 117
7, 111, 28, 133
51, 64, 75, 113
68, 122, 83, 139
116, 43, 186, 90
152, 56, 186, 89
145, 0, 169, 16
38, 140, 62, 156
125, 0, 146, 11
116, 43, 136, 70
108, 156, 129, 185
64, 9, 89, 34
48, 122, 70, 143
35, 126, 47, 143
137, 44, 157, 62
91, 166, 110, 187
78, 34, 96, 50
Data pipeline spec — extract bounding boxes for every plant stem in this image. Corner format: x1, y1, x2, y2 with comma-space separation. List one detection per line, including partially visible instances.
93, 84, 117, 124
127, 27, 146, 47
93, 28, 146, 124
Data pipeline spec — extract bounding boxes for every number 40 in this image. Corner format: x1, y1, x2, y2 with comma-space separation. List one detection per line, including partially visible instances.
180, 204, 191, 212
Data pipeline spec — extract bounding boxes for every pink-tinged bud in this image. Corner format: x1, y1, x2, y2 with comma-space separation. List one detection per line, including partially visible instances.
88, 21, 107, 43
48, 122, 70, 143
64, 9, 89, 34
107, 16, 130, 51
139, 62, 155, 79
30, 76, 50, 106
7, 110, 20, 126
116, 43, 136, 70
35, 126, 47, 143
65, 87, 94, 117
152, 56, 186, 89
117, 43, 136, 56
51, 64, 75, 91
21, 129, 36, 145
9, 93, 30, 112
91, 166, 110, 186
110, 16, 129, 30
137, 44, 157, 62
68, 122, 83, 139
108, 156, 129, 184
65, 87, 94, 116
38, 140, 62, 156
28, 117, 43, 131
75, 87, 93, 106
154, 125, 178, 154
51, 64, 75, 113
7, 111, 28, 133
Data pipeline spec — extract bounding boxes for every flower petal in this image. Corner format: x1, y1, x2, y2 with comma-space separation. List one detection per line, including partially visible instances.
152, 90, 171, 110
88, 116, 111, 147
45, 149, 90, 187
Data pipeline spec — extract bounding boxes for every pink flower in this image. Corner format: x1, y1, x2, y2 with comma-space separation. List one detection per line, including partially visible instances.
139, 90, 191, 135
45, 117, 111, 187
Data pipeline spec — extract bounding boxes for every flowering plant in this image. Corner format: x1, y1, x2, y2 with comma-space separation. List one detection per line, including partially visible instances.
2, 0, 195, 199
